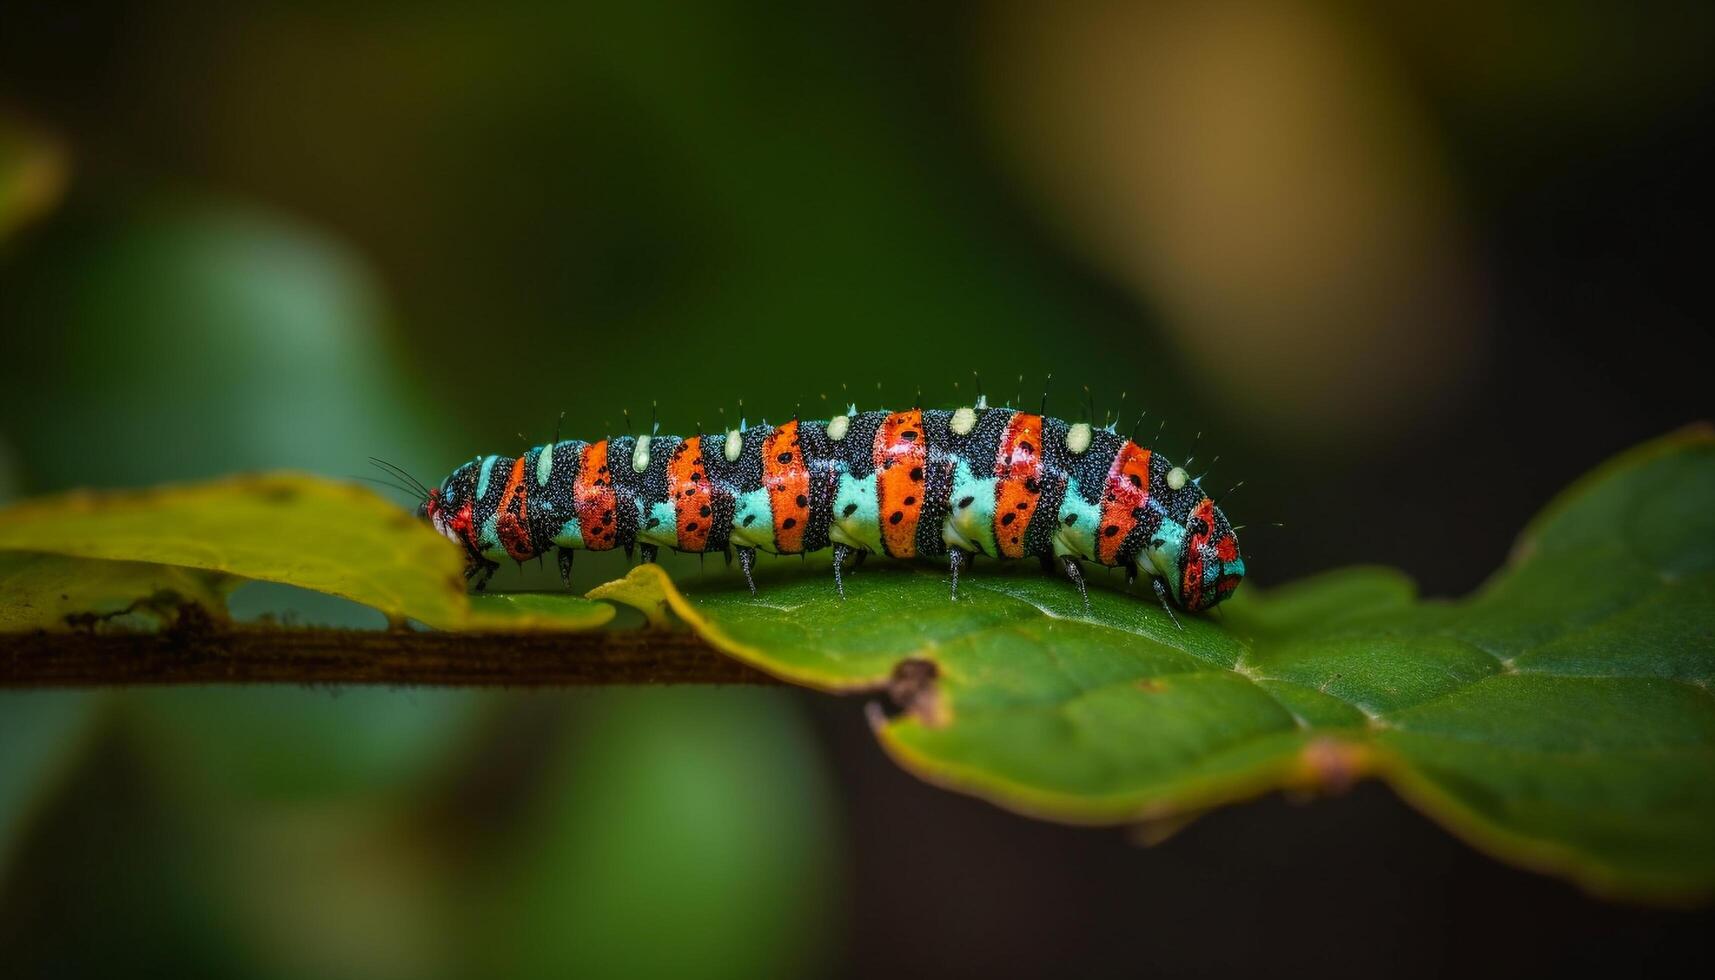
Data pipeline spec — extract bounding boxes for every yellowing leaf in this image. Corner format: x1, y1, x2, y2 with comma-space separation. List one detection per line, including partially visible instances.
585, 565, 677, 629
0, 473, 465, 629
0, 473, 616, 633
0, 552, 235, 631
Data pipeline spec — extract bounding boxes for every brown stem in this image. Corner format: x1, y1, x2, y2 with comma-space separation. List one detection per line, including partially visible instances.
0, 625, 779, 688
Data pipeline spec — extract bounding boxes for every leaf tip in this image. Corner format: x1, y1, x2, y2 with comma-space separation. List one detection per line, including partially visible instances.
586, 563, 679, 629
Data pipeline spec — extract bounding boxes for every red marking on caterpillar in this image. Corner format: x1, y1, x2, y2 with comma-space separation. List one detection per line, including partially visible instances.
1096, 443, 1152, 565
575, 439, 619, 552
668, 436, 713, 553
495, 456, 534, 561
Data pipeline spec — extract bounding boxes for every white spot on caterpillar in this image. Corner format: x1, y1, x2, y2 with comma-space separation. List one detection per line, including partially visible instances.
949, 406, 977, 436
724, 428, 743, 462
827, 415, 850, 441
632, 434, 652, 473
975, 394, 988, 410
536, 443, 555, 486
1167, 466, 1189, 490
1066, 422, 1093, 454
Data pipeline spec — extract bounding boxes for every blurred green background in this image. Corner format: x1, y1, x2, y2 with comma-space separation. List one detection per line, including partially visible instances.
2, 2, 1712, 976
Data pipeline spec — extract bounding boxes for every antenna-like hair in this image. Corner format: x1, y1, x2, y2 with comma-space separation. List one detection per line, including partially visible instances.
368, 457, 431, 499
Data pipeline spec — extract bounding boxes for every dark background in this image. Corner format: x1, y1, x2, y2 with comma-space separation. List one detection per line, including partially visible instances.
1, 2, 1711, 976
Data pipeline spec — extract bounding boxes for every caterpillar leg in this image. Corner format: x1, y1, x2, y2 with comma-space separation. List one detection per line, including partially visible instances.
1062, 556, 1091, 612
1152, 578, 1184, 631
466, 557, 499, 592
639, 544, 658, 564
832, 543, 852, 599
737, 546, 757, 596
948, 547, 969, 601
557, 547, 575, 589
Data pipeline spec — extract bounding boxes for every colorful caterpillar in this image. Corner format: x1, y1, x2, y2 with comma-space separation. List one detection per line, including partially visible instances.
414, 401, 1245, 616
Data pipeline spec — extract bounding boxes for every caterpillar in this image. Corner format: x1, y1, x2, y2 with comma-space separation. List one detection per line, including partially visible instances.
413, 400, 1245, 616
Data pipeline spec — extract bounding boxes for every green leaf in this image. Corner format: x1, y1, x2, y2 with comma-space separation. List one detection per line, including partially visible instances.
610, 427, 1715, 904
467, 592, 616, 631
0, 473, 610, 632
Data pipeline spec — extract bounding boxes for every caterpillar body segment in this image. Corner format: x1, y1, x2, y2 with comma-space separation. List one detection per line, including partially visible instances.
419, 407, 1245, 613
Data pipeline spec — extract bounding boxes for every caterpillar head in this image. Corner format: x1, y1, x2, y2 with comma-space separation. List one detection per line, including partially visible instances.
1142, 494, 1246, 613
420, 463, 481, 559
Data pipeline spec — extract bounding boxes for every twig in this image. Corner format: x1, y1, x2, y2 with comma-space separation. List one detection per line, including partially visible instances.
0, 626, 778, 688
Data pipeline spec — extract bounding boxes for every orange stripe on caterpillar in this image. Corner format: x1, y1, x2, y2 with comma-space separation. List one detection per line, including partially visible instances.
495, 456, 534, 561
873, 409, 926, 558
668, 436, 713, 553
992, 412, 1044, 559
575, 439, 620, 551
763, 420, 811, 553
